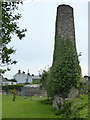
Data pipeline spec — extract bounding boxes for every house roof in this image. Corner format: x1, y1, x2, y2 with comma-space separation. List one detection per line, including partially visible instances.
32, 76, 41, 80
24, 84, 40, 88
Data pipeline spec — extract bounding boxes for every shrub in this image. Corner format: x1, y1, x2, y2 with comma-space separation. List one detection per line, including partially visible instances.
2, 84, 24, 91
39, 68, 50, 98
11, 89, 16, 101
24, 82, 30, 85
40, 98, 53, 105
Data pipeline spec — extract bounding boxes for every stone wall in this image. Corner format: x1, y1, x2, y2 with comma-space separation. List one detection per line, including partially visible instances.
53, 86, 88, 109
53, 86, 79, 109
53, 96, 65, 109
68, 86, 79, 98
55, 5, 76, 46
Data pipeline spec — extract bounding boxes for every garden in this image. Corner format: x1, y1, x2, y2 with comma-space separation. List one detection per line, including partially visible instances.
2, 94, 58, 118
2, 94, 88, 118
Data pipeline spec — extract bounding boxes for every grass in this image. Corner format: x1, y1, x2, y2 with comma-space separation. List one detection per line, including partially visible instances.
2, 94, 58, 118
69, 94, 88, 118
54, 94, 88, 119
2, 94, 88, 118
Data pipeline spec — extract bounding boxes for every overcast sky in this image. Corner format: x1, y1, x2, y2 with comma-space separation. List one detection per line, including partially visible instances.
4, 0, 88, 79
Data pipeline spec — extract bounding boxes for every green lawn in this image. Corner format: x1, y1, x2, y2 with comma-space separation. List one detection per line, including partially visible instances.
2, 95, 58, 118
2, 94, 88, 118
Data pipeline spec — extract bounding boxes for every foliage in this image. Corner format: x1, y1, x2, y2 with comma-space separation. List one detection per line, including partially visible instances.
2, 84, 24, 91
46, 34, 81, 98
76, 77, 88, 95
11, 89, 16, 101
54, 95, 88, 118
32, 79, 40, 84
39, 68, 50, 98
0, 1, 27, 74
40, 98, 53, 105
65, 95, 88, 118
11, 89, 16, 94
39, 68, 49, 89
77, 82, 88, 95
24, 82, 30, 85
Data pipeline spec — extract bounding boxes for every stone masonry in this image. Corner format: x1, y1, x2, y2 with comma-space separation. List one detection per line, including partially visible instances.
53, 5, 78, 109
55, 4, 76, 46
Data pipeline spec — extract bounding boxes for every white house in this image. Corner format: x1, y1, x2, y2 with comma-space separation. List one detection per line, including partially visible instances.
0, 76, 17, 85
13, 70, 41, 84
84, 75, 90, 85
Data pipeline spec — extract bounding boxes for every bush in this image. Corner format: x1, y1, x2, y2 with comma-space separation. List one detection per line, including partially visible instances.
24, 82, 30, 85
40, 98, 53, 105
2, 84, 24, 91
55, 108, 65, 115
53, 95, 88, 118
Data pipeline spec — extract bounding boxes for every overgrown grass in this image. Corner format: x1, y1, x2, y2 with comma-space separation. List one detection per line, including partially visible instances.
54, 94, 88, 119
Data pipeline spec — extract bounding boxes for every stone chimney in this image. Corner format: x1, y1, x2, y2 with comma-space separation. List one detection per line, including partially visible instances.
18, 70, 21, 74
55, 4, 76, 46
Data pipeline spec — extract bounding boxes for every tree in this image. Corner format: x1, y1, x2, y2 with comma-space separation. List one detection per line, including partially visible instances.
0, 1, 27, 75
46, 34, 81, 99
39, 69, 48, 89
11, 89, 16, 101
39, 68, 50, 98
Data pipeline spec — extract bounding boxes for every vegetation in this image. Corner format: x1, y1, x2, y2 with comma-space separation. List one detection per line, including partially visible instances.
0, 1, 27, 74
2, 95, 58, 118
32, 79, 40, 84
2, 84, 24, 92
1, 2, 87, 119
11, 89, 16, 101
24, 82, 30, 85
54, 94, 88, 118
39, 68, 50, 98
2, 94, 88, 118
40, 69, 49, 88
46, 34, 81, 98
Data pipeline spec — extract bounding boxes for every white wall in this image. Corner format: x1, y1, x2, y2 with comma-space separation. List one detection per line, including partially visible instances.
14, 73, 32, 83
